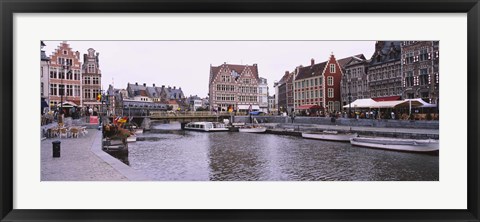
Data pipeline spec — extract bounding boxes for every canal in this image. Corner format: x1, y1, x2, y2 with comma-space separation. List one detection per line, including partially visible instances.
124, 123, 438, 181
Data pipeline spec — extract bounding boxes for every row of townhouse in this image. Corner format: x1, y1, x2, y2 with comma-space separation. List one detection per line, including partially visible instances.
40, 41, 102, 114
274, 41, 439, 115
208, 63, 269, 113
108, 83, 187, 115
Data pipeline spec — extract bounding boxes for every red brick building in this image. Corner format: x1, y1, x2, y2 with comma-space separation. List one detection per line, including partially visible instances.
48, 41, 82, 109
293, 54, 346, 114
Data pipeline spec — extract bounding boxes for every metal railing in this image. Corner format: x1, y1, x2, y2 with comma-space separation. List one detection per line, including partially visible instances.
149, 111, 233, 118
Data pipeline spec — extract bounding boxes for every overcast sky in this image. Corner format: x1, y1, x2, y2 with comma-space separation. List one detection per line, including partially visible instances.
43, 41, 376, 98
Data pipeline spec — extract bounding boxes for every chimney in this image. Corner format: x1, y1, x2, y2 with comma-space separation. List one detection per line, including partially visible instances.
311, 58, 315, 66
173, 86, 176, 89
143, 83, 146, 87
153, 83, 155, 87
162, 85, 165, 88
135, 82, 138, 86
285, 71, 289, 75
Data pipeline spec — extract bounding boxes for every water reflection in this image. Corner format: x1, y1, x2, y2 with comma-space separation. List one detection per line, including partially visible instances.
125, 123, 439, 181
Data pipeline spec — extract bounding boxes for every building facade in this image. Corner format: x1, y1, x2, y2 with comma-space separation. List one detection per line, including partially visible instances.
401, 41, 439, 104
268, 95, 276, 114
82, 48, 102, 111
258, 77, 269, 113
340, 55, 369, 106
367, 41, 403, 98
209, 63, 262, 112
48, 41, 82, 109
293, 55, 345, 113
41, 41, 50, 113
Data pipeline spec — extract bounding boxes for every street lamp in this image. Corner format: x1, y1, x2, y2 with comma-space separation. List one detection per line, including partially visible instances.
347, 72, 352, 118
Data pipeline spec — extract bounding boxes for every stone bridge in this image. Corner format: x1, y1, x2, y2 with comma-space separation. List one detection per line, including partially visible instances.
134, 111, 233, 130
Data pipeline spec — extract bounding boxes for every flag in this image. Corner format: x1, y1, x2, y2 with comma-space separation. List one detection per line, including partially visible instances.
228, 105, 233, 113
97, 93, 102, 102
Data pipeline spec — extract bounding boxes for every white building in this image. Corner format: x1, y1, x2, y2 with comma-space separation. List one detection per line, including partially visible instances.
258, 77, 269, 113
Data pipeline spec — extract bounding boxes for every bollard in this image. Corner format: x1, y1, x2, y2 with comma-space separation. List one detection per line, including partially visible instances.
52, 141, 61, 158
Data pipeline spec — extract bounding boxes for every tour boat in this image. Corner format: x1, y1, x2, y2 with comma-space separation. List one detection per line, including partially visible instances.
350, 137, 439, 153
184, 122, 229, 132
302, 130, 358, 142
238, 125, 267, 133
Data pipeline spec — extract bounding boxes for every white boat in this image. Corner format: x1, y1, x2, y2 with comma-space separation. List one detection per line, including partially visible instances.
350, 137, 439, 153
184, 122, 229, 132
134, 128, 143, 134
126, 134, 137, 143
302, 130, 357, 142
239, 126, 267, 133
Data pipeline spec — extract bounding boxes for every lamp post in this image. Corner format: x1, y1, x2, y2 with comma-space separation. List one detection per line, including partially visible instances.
347, 71, 352, 118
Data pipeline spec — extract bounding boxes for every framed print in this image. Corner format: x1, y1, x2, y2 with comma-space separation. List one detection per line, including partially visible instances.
1, 0, 479, 221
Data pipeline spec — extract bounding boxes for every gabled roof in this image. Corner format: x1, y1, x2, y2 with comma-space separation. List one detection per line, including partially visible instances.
295, 61, 327, 81
41, 50, 49, 61
209, 63, 259, 84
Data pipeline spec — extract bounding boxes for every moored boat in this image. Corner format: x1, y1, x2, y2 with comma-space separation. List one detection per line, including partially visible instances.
184, 122, 229, 132
302, 130, 357, 142
350, 137, 439, 153
126, 134, 137, 143
238, 126, 267, 133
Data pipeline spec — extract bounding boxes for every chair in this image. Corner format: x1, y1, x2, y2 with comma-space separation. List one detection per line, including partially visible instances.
49, 128, 59, 138
70, 127, 79, 138
80, 127, 88, 136
59, 128, 68, 138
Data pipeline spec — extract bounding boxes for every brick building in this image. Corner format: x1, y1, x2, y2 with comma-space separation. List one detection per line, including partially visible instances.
209, 63, 262, 112
48, 41, 82, 109
401, 41, 439, 104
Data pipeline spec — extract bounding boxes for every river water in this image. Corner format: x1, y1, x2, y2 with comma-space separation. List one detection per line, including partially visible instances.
125, 123, 438, 181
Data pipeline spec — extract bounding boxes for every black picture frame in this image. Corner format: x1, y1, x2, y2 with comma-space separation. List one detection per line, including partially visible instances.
1, 0, 479, 221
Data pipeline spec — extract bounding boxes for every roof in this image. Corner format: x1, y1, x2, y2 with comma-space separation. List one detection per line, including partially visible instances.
295, 61, 327, 81
210, 63, 259, 84
337, 54, 365, 68
41, 50, 49, 61
369, 41, 401, 66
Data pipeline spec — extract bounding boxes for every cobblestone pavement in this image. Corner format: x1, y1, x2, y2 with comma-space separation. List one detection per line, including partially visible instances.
41, 129, 128, 181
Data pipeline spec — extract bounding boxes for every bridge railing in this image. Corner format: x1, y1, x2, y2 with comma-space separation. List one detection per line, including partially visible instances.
149, 111, 233, 118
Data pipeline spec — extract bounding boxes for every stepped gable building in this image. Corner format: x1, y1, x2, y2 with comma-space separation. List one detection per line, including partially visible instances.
401, 41, 439, 104
209, 63, 261, 112
340, 54, 369, 106
367, 41, 403, 98
48, 41, 82, 109
82, 48, 102, 110
293, 54, 354, 113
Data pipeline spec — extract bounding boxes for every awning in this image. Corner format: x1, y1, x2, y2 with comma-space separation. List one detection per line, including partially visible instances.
404, 98, 437, 108
238, 105, 260, 110
343, 99, 377, 109
296, 104, 323, 110
57, 101, 78, 108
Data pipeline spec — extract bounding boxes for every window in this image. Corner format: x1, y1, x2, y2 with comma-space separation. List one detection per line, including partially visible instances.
84, 89, 91, 99
41, 83, 44, 96
58, 70, 65, 79
406, 52, 414, 64
74, 70, 80, 80
330, 64, 335, 73
93, 77, 99, 85
327, 76, 334, 86
50, 84, 57, 96
66, 85, 73, 96
84, 77, 91, 85
419, 49, 428, 61
314, 78, 318, 86
419, 68, 429, 85
50, 68, 57, 78
306, 80, 309, 87
88, 64, 95, 73
67, 70, 73, 80
74, 86, 80, 97
405, 71, 414, 87
328, 88, 334, 98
